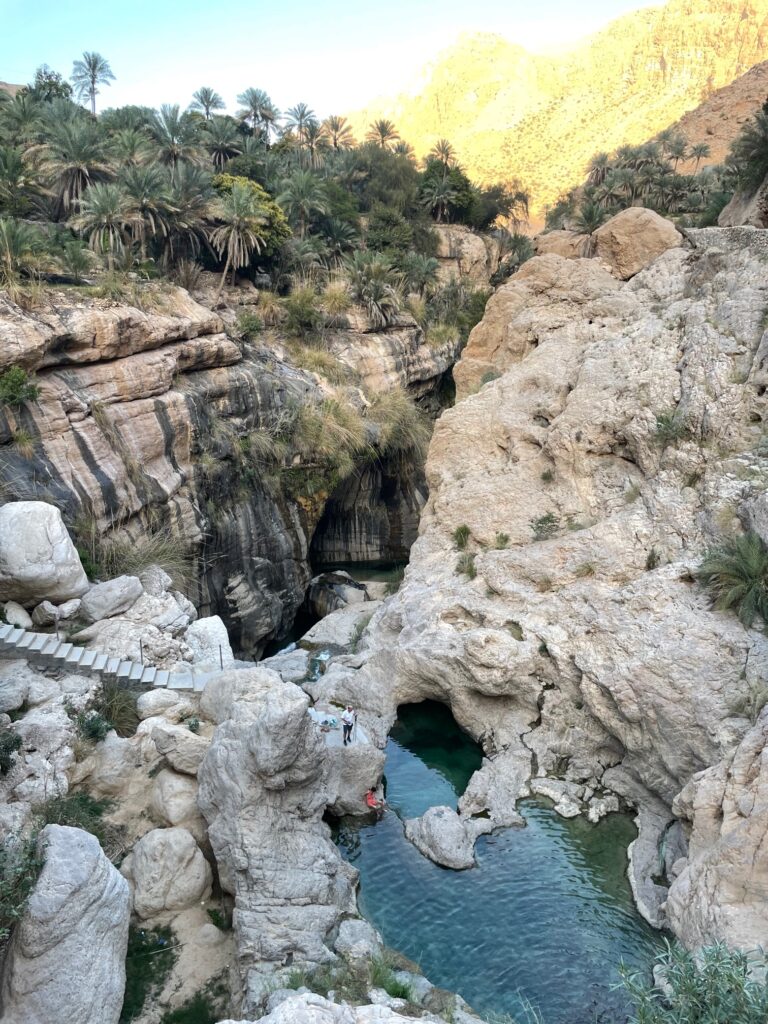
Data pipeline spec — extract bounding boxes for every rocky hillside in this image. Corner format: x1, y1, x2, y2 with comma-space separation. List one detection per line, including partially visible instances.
0, 280, 459, 657
313, 212, 768, 953
348, 0, 768, 219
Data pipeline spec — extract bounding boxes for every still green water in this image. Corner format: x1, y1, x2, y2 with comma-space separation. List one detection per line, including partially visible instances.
336, 701, 665, 1024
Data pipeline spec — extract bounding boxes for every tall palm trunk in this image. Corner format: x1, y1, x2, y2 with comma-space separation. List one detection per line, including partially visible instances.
215, 249, 232, 303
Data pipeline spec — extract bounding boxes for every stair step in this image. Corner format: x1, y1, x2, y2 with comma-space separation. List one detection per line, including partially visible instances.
140, 666, 157, 684
29, 634, 49, 653
153, 670, 169, 687
40, 638, 60, 657
65, 647, 84, 665
51, 643, 73, 661
0, 624, 14, 641
16, 632, 39, 650
92, 654, 109, 673
78, 650, 98, 670
104, 658, 121, 676
128, 663, 144, 682
4, 628, 25, 646
116, 661, 133, 680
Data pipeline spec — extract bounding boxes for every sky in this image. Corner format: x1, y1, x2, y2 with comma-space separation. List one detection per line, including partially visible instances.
0, 0, 659, 116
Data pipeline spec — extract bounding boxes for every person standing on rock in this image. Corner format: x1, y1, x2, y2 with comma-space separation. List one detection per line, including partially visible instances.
342, 705, 356, 746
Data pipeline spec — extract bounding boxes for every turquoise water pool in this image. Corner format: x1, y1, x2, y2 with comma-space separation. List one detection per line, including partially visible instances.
336, 701, 665, 1023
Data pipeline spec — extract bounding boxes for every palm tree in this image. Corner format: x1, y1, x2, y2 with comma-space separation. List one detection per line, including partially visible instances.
109, 127, 154, 167
237, 88, 280, 143
400, 251, 439, 296
165, 163, 213, 262
149, 105, 206, 178
120, 164, 173, 259
42, 119, 111, 216
71, 52, 115, 116
208, 181, 265, 300
667, 135, 688, 170
283, 103, 316, 144
322, 218, 357, 265
0, 217, 47, 290
586, 152, 611, 187
573, 199, 607, 235
345, 250, 401, 327
0, 146, 43, 217
204, 117, 242, 169
304, 121, 327, 170
690, 142, 711, 172
0, 93, 44, 147
430, 138, 455, 166
420, 176, 456, 223
72, 182, 134, 270
277, 169, 327, 238
191, 87, 224, 120
698, 532, 768, 628
323, 115, 353, 150
366, 119, 400, 149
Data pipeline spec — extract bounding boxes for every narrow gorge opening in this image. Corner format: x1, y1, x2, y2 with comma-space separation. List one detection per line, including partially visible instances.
335, 701, 667, 1024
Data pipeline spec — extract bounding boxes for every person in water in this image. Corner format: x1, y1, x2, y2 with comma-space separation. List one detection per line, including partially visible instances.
341, 705, 356, 745
365, 788, 385, 818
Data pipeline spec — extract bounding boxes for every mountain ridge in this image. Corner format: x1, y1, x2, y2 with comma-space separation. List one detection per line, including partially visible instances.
348, 0, 768, 219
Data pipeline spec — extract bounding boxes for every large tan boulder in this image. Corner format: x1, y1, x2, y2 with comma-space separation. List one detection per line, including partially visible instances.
122, 826, 212, 920
593, 207, 683, 280
0, 501, 89, 606
433, 223, 500, 285
534, 229, 589, 259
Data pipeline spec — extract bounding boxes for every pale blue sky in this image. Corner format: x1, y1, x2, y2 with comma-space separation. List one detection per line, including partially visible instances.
0, 0, 658, 115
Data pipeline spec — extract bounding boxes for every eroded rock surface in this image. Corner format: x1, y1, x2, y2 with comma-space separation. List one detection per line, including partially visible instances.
0, 825, 130, 1024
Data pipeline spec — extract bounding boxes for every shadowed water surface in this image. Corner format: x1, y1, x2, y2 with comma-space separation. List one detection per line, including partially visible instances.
336, 701, 665, 1024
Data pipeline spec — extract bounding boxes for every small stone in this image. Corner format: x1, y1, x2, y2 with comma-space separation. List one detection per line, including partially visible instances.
80, 575, 143, 623
3, 601, 32, 629
334, 918, 383, 960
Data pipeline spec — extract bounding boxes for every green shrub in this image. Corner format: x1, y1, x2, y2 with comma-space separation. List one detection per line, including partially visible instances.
35, 792, 114, 846
0, 729, 22, 775
0, 365, 39, 407
235, 310, 262, 340
98, 530, 193, 591
730, 680, 768, 724
283, 286, 322, 339
367, 388, 431, 462
158, 975, 229, 1024
206, 906, 231, 931
77, 710, 112, 742
0, 832, 44, 948
646, 547, 661, 571
698, 531, 768, 628
456, 552, 476, 579
654, 410, 689, 447
92, 683, 139, 738
574, 562, 595, 578
541, 469, 554, 483
619, 941, 768, 1023
452, 525, 471, 550
187, 717, 201, 734
370, 956, 413, 1001
494, 532, 510, 549
530, 513, 559, 541
120, 925, 178, 1023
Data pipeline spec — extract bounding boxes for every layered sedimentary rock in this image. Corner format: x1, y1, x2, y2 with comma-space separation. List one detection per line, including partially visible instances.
315, 222, 768, 948
0, 288, 456, 655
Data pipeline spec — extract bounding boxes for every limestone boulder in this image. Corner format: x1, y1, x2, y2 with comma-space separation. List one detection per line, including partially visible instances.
0, 660, 37, 713
151, 769, 205, 838
593, 207, 683, 280
404, 806, 476, 870
534, 229, 589, 259
334, 918, 383, 960
2, 602, 32, 629
31, 598, 81, 626
184, 615, 234, 668
0, 501, 88, 606
151, 721, 209, 775
218, 992, 430, 1023
122, 826, 212, 920
433, 223, 500, 285
137, 688, 196, 721
301, 601, 381, 649
6, 702, 76, 804
80, 575, 143, 622
0, 825, 130, 1024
